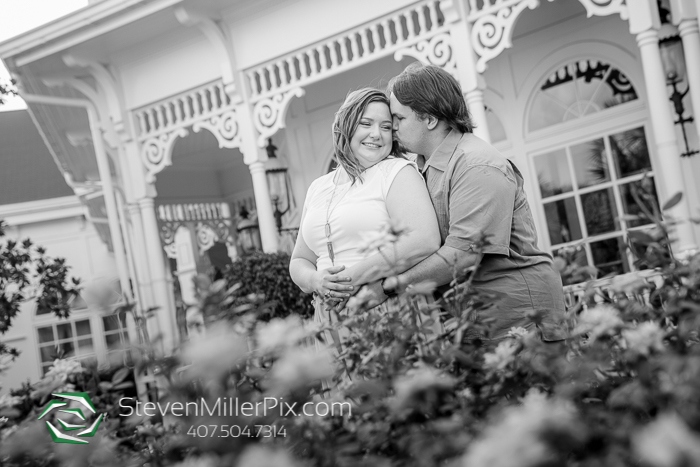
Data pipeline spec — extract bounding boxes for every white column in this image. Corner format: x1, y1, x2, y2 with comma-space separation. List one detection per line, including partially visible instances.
138, 196, 179, 353
465, 88, 491, 143
126, 203, 155, 308
248, 160, 279, 252
678, 19, 700, 139
444, 0, 491, 142
636, 29, 697, 252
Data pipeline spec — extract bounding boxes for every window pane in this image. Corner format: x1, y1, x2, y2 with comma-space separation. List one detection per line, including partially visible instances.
534, 149, 572, 197
610, 127, 651, 178
38, 326, 55, 344
105, 333, 123, 350
40, 345, 56, 363
77, 338, 93, 352
581, 188, 619, 236
571, 138, 610, 188
75, 320, 91, 337
117, 312, 128, 330
620, 178, 658, 228
56, 323, 72, 340
58, 342, 74, 358
591, 236, 629, 276
103, 315, 121, 332
544, 197, 582, 245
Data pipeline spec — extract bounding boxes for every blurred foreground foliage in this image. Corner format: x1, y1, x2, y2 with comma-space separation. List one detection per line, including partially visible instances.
1, 191, 700, 467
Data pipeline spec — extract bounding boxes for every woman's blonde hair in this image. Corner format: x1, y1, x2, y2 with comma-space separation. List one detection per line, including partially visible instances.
332, 88, 403, 184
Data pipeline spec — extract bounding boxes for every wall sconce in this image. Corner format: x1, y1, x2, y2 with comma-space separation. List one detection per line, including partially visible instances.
264, 138, 296, 234
236, 206, 262, 253
659, 19, 699, 158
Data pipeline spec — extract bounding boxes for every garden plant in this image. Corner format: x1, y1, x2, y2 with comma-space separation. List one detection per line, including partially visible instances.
1, 189, 700, 467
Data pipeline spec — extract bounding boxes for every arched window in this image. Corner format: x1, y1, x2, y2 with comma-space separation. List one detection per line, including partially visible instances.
529, 59, 638, 132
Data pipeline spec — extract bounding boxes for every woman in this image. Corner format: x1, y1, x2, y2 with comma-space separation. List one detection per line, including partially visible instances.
289, 88, 440, 338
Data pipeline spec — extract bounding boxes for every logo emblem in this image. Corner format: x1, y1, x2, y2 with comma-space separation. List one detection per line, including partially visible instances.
37, 392, 104, 444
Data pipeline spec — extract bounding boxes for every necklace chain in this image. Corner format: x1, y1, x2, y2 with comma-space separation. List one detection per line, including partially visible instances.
324, 172, 350, 266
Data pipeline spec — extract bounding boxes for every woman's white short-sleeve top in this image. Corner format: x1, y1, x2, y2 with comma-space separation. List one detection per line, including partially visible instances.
301, 157, 418, 272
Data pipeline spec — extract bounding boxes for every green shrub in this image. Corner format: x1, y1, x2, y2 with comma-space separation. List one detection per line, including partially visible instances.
223, 252, 314, 320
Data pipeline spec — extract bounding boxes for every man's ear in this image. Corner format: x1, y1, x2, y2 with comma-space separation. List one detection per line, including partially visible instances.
426, 115, 439, 130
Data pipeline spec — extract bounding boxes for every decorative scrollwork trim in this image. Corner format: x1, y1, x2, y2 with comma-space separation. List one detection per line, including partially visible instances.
140, 128, 189, 183
253, 88, 305, 147
577, 0, 628, 20
192, 109, 242, 149
394, 32, 457, 77
470, 0, 540, 73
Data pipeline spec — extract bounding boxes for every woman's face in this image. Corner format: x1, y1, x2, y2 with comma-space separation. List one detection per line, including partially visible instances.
350, 101, 393, 168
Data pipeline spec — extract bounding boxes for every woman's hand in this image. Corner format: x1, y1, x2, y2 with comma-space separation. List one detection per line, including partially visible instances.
311, 265, 354, 304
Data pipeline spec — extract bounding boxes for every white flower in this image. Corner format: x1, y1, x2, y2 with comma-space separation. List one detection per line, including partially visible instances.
346, 286, 377, 310
45, 359, 84, 382
483, 340, 519, 371
573, 304, 623, 340
255, 315, 307, 354
622, 321, 665, 356
462, 391, 579, 467
269, 347, 336, 393
357, 224, 398, 255
632, 413, 700, 467
180, 325, 249, 381
0, 393, 21, 409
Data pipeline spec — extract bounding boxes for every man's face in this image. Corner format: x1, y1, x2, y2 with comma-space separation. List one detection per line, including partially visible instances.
389, 93, 427, 155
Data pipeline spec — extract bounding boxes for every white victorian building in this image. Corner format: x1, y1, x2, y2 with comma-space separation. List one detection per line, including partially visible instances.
1, 0, 700, 388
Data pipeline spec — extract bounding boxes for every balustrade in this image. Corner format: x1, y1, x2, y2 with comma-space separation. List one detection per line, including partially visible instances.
245, 0, 446, 100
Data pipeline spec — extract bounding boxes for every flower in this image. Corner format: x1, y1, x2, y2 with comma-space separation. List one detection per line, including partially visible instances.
180, 325, 249, 381
393, 365, 455, 413
269, 347, 336, 393
632, 413, 700, 467
573, 304, 623, 341
462, 391, 581, 467
45, 358, 83, 382
0, 393, 21, 409
255, 315, 307, 354
610, 271, 648, 294
483, 340, 519, 370
346, 286, 377, 310
622, 321, 665, 356
358, 224, 398, 255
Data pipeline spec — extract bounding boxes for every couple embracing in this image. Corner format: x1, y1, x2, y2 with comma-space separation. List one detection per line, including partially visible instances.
290, 62, 567, 344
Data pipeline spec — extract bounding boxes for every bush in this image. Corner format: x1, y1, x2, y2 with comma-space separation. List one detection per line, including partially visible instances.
223, 252, 314, 321
2, 198, 700, 467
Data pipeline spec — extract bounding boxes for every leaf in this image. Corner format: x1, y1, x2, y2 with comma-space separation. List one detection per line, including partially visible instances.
628, 230, 655, 245
111, 367, 130, 384
112, 381, 134, 390
661, 191, 683, 211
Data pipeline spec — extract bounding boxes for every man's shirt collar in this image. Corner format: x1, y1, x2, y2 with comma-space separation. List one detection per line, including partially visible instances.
423, 129, 464, 173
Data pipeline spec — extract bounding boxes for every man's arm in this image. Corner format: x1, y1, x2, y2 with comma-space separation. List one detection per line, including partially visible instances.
394, 244, 482, 289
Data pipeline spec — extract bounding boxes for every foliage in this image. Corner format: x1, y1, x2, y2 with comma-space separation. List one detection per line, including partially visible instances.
223, 252, 314, 321
0, 219, 81, 351
1, 197, 700, 467
0, 77, 18, 105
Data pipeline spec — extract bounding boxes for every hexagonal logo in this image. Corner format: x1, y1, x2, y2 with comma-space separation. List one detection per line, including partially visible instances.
37, 392, 104, 444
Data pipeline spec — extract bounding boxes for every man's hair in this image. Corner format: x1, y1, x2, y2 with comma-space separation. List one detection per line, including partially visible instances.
387, 62, 474, 134
332, 87, 403, 184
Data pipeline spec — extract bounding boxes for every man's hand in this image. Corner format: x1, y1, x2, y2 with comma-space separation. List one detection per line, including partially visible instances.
334, 280, 389, 313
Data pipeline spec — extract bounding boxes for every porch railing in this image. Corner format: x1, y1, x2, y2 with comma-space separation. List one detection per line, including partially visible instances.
562, 269, 665, 311
244, 0, 447, 101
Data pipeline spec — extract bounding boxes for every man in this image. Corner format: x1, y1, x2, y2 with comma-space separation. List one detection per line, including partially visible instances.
375, 62, 567, 341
